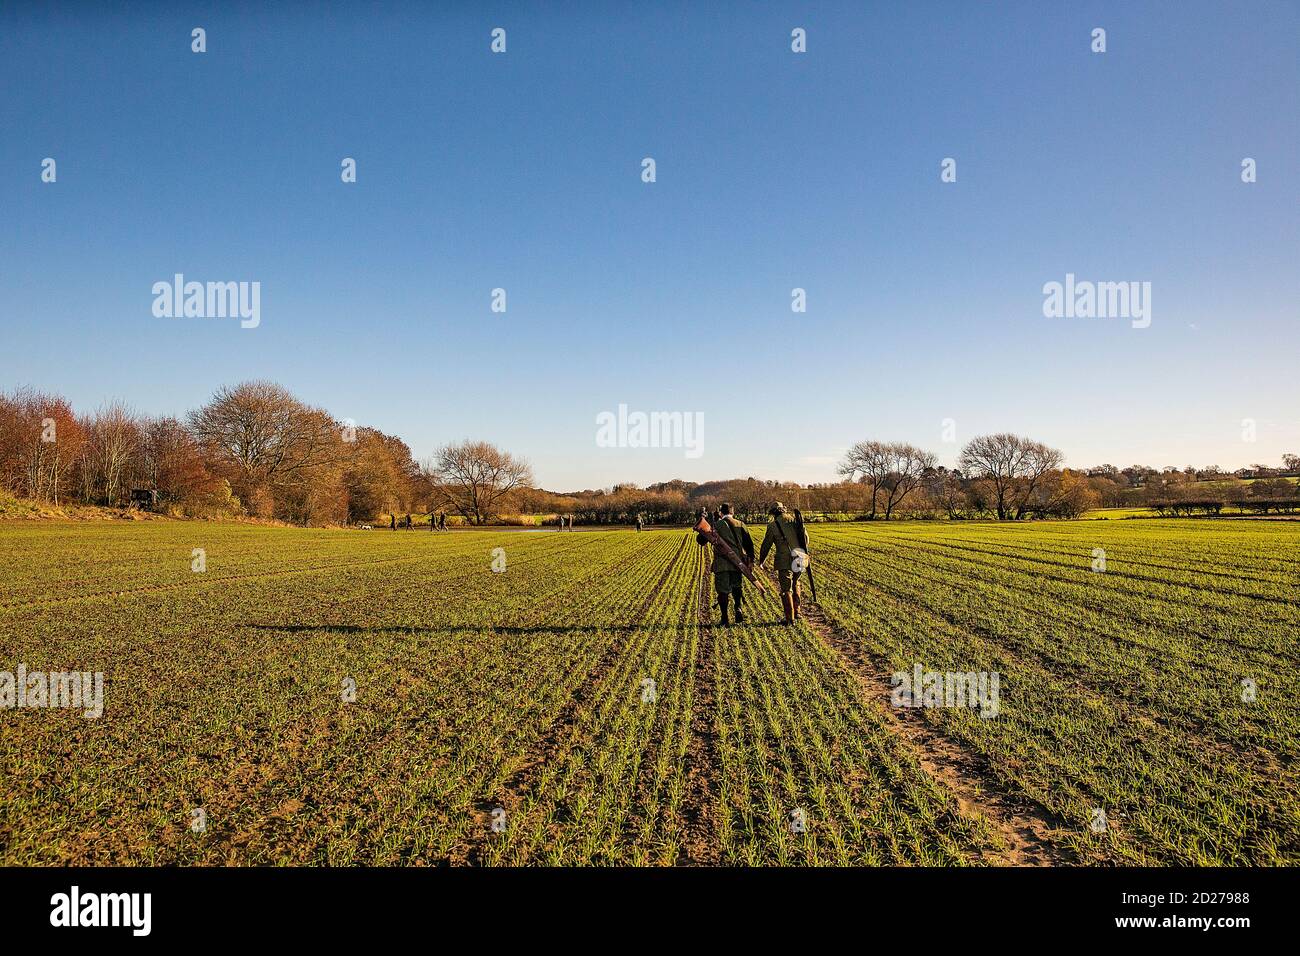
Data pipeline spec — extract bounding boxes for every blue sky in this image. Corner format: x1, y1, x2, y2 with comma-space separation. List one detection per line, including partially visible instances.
2, 1, 1296, 490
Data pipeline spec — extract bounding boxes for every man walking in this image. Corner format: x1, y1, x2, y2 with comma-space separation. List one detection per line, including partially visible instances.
695, 502, 754, 626
758, 501, 806, 626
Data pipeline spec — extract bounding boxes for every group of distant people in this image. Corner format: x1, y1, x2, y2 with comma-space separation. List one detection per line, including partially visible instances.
373, 512, 652, 531
387, 512, 448, 531
375, 513, 650, 531
555, 515, 645, 530
551, 515, 647, 530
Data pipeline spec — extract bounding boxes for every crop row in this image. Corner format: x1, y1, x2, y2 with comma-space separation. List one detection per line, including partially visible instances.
804, 521, 1300, 864
0, 525, 678, 863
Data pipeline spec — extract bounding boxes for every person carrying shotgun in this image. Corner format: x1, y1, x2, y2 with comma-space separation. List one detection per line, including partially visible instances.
695, 502, 755, 627
758, 501, 811, 625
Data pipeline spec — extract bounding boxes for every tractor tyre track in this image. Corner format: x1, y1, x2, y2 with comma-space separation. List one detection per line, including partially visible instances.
677, 556, 722, 865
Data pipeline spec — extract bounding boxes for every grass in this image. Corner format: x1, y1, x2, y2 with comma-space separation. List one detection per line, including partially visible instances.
1082, 507, 1157, 519
0, 518, 1295, 865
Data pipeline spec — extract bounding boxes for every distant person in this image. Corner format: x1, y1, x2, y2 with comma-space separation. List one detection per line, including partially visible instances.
636, 515, 643, 532
389, 512, 396, 531
429, 512, 435, 532
405, 513, 412, 530
438, 512, 447, 530
758, 501, 805, 626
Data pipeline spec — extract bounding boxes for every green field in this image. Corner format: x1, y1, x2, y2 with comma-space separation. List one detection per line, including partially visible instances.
1, 519, 1296, 865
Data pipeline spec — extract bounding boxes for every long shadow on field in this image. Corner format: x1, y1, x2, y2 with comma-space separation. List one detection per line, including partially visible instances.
249, 623, 681, 635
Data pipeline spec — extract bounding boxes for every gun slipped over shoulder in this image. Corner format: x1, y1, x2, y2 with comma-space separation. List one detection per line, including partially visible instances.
694, 515, 767, 592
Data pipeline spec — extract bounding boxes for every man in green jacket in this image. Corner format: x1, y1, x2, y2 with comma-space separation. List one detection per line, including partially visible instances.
758, 501, 805, 626
695, 502, 755, 626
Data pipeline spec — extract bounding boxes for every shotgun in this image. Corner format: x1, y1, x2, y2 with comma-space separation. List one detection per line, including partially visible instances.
793, 508, 818, 602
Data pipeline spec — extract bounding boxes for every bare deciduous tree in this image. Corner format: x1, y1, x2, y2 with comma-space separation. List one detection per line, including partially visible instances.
86, 401, 142, 505
838, 440, 891, 517
426, 440, 533, 525
141, 416, 221, 506
878, 443, 938, 518
188, 381, 345, 508
923, 468, 970, 519
957, 433, 1064, 519
839, 441, 937, 518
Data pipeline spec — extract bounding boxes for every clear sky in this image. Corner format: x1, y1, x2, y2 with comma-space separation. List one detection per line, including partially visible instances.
2, 1, 1296, 491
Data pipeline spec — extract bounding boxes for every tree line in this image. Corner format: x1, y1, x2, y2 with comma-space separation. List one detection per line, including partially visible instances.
2, 383, 1295, 524
0, 382, 527, 526
835, 435, 1298, 520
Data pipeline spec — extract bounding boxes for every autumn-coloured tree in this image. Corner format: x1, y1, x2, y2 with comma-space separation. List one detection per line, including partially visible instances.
140, 416, 227, 508
188, 381, 346, 517
343, 428, 418, 523
0, 388, 84, 504
1025, 469, 1100, 518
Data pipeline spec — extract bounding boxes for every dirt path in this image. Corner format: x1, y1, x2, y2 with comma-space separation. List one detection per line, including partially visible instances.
766, 567, 1074, 866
